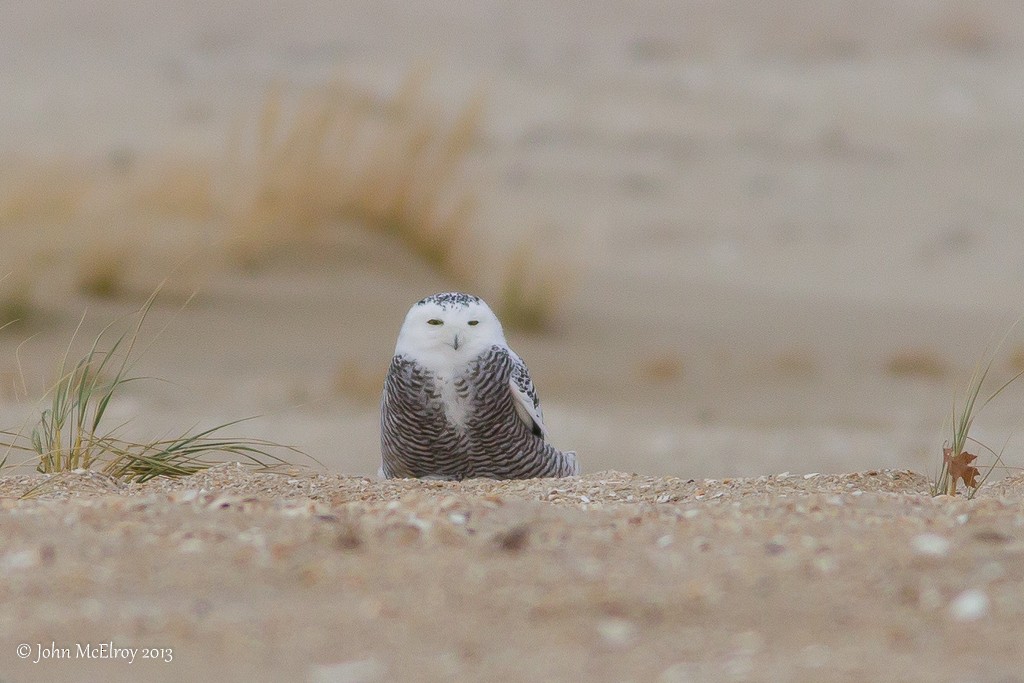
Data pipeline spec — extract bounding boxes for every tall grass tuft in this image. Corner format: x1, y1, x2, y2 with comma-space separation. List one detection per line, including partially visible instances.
0, 293, 300, 482
934, 323, 1024, 497
226, 69, 481, 278
497, 245, 565, 332
224, 72, 564, 329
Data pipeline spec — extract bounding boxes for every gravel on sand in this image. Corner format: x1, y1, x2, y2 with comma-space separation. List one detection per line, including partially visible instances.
2, 465, 1022, 682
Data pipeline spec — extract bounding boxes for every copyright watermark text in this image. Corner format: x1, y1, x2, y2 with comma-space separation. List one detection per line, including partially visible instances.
16, 641, 172, 664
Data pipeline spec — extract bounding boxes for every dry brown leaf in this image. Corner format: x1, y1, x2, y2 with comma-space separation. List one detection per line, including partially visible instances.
944, 447, 980, 490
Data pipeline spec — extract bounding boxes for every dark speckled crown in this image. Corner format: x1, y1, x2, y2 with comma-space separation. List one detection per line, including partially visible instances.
416, 292, 483, 309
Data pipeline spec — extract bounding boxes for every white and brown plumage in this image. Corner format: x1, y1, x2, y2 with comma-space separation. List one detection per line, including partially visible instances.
380, 292, 579, 480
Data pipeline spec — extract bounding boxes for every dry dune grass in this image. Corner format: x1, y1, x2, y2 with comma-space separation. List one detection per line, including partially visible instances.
0, 272, 35, 328
0, 69, 563, 331
0, 162, 97, 324
0, 161, 92, 228
126, 158, 218, 222
216, 68, 563, 329
496, 244, 569, 331
885, 350, 948, 380
0, 162, 172, 317
76, 240, 131, 299
224, 70, 481, 278
636, 352, 685, 383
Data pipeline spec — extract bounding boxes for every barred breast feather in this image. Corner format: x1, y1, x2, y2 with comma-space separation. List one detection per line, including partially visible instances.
380, 345, 579, 480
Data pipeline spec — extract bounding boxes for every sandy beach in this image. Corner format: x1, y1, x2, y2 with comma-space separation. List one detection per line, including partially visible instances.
3, 1, 1024, 680
4, 466, 1024, 682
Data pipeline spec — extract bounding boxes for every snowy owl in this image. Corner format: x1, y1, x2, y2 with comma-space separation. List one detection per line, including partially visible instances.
380, 292, 579, 480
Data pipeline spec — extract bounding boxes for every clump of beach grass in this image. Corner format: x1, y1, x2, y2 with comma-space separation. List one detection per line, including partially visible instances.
934, 323, 1024, 498
0, 272, 35, 331
224, 70, 561, 330
496, 244, 567, 332
0, 68, 568, 331
225, 69, 481, 276
0, 292, 300, 483
76, 242, 130, 299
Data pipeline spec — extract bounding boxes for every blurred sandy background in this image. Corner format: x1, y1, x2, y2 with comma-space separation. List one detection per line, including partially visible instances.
3, 1, 1024, 480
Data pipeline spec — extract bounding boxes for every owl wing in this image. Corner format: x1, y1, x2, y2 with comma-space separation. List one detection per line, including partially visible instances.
507, 349, 548, 440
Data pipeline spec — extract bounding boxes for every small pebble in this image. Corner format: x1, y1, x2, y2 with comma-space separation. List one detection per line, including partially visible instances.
406, 515, 431, 532
179, 539, 204, 554
911, 533, 951, 557
1, 549, 39, 570
949, 589, 989, 621
597, 618, 637, 648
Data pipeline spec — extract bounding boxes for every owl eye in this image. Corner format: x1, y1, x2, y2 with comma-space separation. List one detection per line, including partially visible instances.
468, 320, 479, 326
427, 319, 443, 326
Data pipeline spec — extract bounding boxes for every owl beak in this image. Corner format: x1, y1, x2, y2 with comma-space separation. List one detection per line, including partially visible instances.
452, 334, 461, 350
